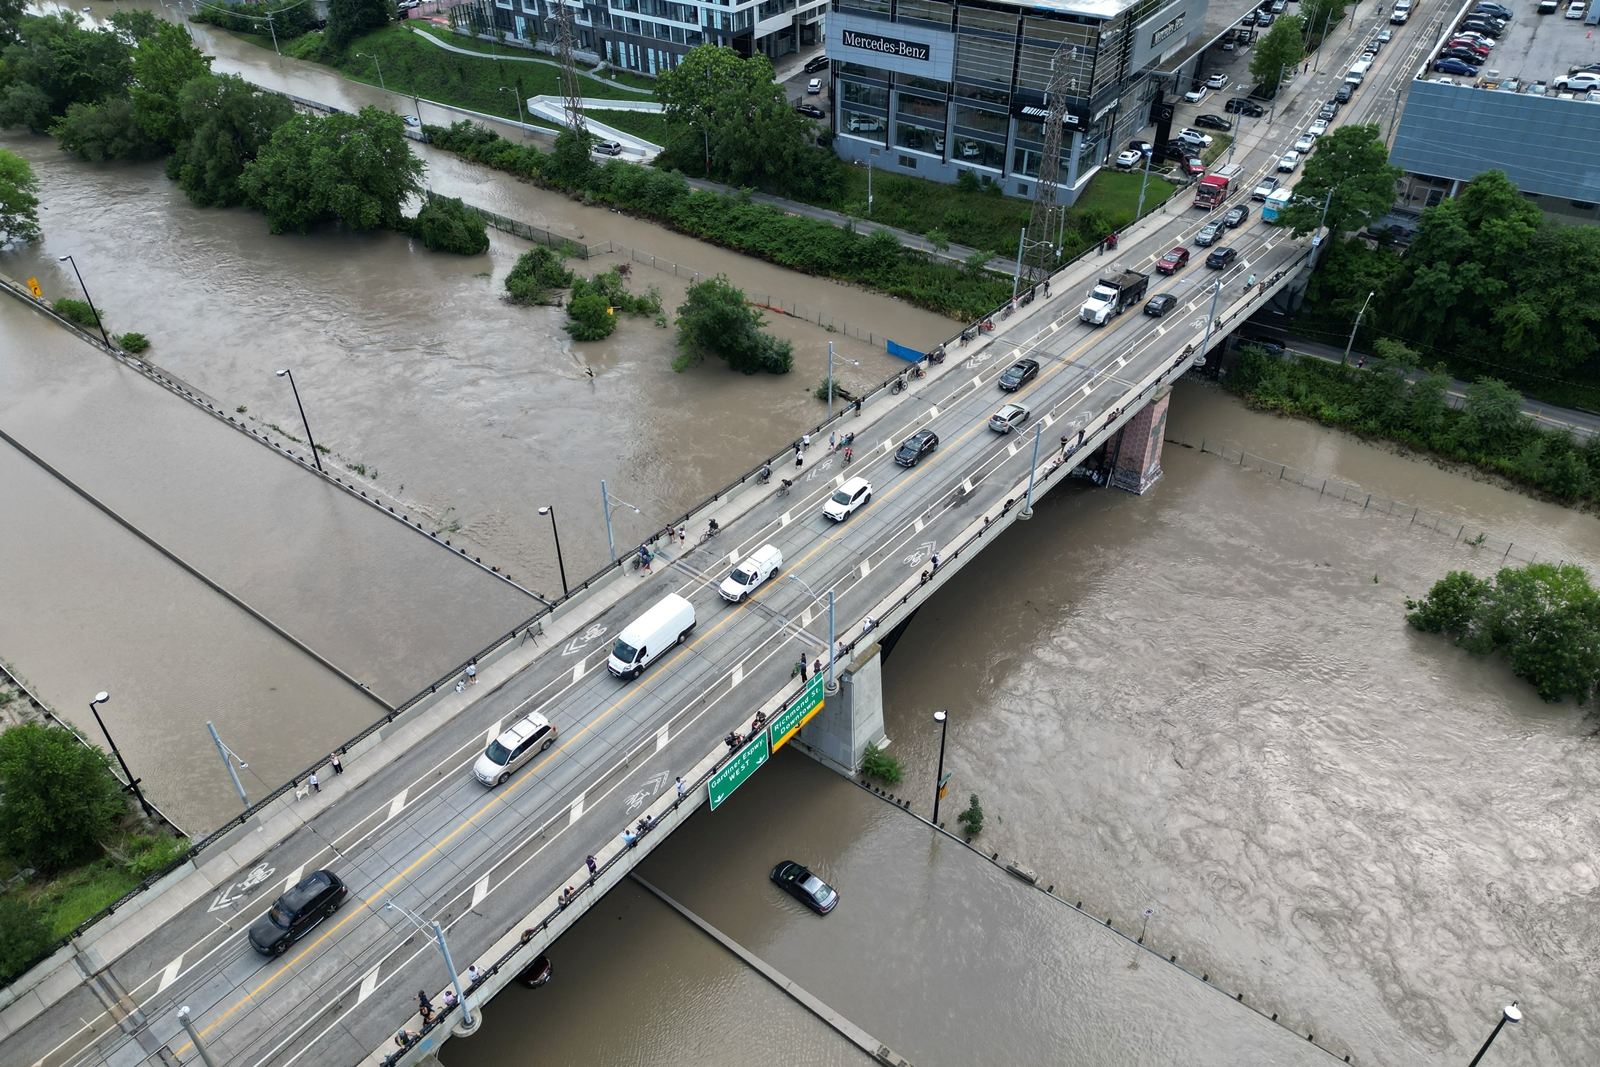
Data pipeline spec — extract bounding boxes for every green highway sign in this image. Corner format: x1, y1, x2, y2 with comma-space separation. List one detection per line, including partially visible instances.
709, 727, 770, 810
770, 673, 826, 752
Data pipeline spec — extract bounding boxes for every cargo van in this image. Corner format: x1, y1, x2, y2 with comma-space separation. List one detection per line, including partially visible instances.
719, 544, 782, 603
1345, 58, 1372, 85
608, 593, 696, 679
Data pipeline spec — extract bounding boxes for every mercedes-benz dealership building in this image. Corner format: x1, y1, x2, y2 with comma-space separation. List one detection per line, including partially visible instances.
824, 0, 1211, 204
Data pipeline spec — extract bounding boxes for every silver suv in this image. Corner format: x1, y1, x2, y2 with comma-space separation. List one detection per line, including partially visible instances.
474, 712, 557, 786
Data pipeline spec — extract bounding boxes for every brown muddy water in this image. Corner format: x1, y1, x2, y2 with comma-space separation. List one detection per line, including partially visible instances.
445, 382, 1599, 1067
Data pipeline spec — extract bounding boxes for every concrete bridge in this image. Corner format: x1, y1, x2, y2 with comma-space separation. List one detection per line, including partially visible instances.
3, 87, 1329, 1067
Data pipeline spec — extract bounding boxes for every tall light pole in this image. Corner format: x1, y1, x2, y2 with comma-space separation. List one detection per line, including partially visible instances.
1011, 226, 1027, 303
1268, 62, 1288, 124
1342, 290, 1375, 365
786, 575, 838, 694
356, 52, 387, 96
1466, 1002, 1521, 1067
274, 369, 324, 473
537, 506, 569, 595
499, 86, 526, 134
176, 1007, 220, 1067
1020, 422, 1043, 517
600, 479, 640, 564
1134, 145, 1154, 221
206, 721, 249, 808
931, 709, 949, 824
57, 254, 111, 348
825, 341, 859, 419
88, 692, 155, 820
385, 902, 474, 1030
1195, 276, 1223, 367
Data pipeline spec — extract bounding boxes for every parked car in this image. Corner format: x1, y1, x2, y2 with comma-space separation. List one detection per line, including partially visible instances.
1499, 76, 1523, 91
1181, 155, 1206, 177
1309, 118, 1329, 135
1434, 57, 1478, 75
794, 102, 825, 118
1569, 1, 1588, 16
1242, 9, 1258, 23
1116, 148, 1144, 168
1459, 18, 1504, 34
999, 358, 1040, 391
1377, 28, 1393, 41
807, 77, 822, 94
249, 871, 348, 955
475, 712, 557, 786
989, 402, 1031, 432
1294, 133, 1316, 153
1252, 175, 1279, 200
1156, 246, 1191, 273
1528, 79, 1550, 94
894, 429, 939, 467
1473, 1, 1513, 17
804, 53, 830, 73
1258, 10, 1275, 24
1238, 334, 1286, 355
1223, 202, 1253, 227
1455, 30, 1496, 46
1555, 71, 1600, 90
1318, 101, 1339, 120
594, 140, 624, 156
1226, 97, 1265, 115
1440, 48, 1486, 65
1177, 128, 1214, 147
1183, 86, 1208, 103
402, 114, 420, 127
1195, 221, 1223, 246
1144, 293, 1179, 317
1278, 150, 1301, 172
1129, 139, 1154, 153
771, 861, 838, 914
1194, 113, 1232, 130
1539, 0, 1559, 11
1447, 39, 1491, 56
1205, 246, 1238, 269
822, 476, 873, 521
719, 544, 783, 603
1206, 73, 1229, 89
1271, 0, 1286, 11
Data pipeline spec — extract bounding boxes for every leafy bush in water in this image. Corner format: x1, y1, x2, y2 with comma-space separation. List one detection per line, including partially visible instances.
956, 793, 984, 836
116, 332, 150, 353
860, 742, 903, 784
673, 274, 793, 375
409, 195, 488, 255
564, 268, 660, 341
52, 297, 101, 328
504, 246, 575, 305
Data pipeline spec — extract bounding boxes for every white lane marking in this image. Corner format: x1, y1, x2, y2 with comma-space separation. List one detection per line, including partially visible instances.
913, 517, 924, 534
283, 865, 305, 895
656, 724, 669, 753
357, 966, 380, 1004
728, 550, 739, 565
157, 956, 183, 994
472, 875, 489, 909
971, 375, 982, 389
882, 440, 894, 453
801, 607, 813, 627
571, 661, 585, 685
859, 560, 871, 578
1008, 442, 1020, 457
484, 719, 503, 746
387, 791, 407, 822
962, 477, 974, 494
570, 793, 585, 825
928, 405, 939, 417
731, 663, 744, 687
780, 511, 791, 526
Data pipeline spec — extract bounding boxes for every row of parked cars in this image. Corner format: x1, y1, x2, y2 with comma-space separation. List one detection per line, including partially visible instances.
1434, 2, 1514, 75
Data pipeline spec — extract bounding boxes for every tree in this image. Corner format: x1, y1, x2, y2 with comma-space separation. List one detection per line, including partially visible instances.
656, 45, 815, 192
545, 127, 593, 188
1299, 0, 1346, 43
242, 106, 423, 233
1453, 377, 1524, 454
127, 21, 212, 150
0, 13, 133, 131
1249, 15, 1305, 96
565, 267, 660, 340
0, 894, 53, 982
0, 724, 125, 873
169, 74, 294, 207
1279, 123, 1401, 238
504, 245, 574, 305
52, 96, 160, 161
408, 194, 488, 254
324, 0, 392, 51
0, 146, 40, 244
674, 274, 794, 375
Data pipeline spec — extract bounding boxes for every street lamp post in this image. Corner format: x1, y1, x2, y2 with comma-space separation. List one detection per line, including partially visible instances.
786, 575, 838, 694
273, 369, 324, 473
825, 341, 860, 420
57, 255, 111, 348
176, 1007, 220, 1067
206, 721, 249, 808
1134, 146, 1155, 221
1011, 226, 1027, 303
931, 709, 949, 824
356, 52, 387, 96
88, 693, 155, 820
1195, 276, 1223, 367
1020, 422, 1043, 518
600, 479, 641, 565
499, 86, 526, 134
1342, 290, 1375, 365
537, 506, 569, 596
1466, 1002, 1521, 1067
1268, 62, 1288, 124
385, 902, 475, 1030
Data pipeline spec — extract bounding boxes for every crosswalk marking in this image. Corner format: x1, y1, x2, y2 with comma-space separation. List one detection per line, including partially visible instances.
157, 955, 183, 994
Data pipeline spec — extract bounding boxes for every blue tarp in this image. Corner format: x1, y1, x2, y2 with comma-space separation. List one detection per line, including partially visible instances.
886, 339, 923, 362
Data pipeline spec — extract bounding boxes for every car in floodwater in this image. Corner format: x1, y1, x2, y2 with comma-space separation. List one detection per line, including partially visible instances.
770, 860, 838, 914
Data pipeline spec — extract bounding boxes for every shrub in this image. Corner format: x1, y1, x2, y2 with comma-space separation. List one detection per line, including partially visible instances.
860, 742, 903, 784
674, 274, 794, 375
0, 725, 126, 873
52, 298, 101, 328
0, 894, 54, 982
504, 246, 575, 305
564, 267, 661, 340
956, 793, 984, 836
115, 332, 150, 353
565, 291, 616, 341
408, 195, 489, 255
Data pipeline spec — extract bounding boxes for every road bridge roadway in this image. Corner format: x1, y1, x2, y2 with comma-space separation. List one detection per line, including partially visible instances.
4, 11, 1427, 1064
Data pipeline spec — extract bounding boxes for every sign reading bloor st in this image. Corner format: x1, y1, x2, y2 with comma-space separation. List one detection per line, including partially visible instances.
708, 674, 827, 810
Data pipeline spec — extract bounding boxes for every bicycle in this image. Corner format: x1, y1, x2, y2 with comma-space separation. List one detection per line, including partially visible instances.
698, 523, 722, 546
890, 376, 906, 395
908, 362, 926, 380
776, 479, 793, 498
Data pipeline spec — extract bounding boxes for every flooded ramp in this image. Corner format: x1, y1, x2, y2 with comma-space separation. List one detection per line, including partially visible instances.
0, 299, 542, 705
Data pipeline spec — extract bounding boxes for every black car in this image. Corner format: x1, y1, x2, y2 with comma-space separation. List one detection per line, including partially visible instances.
1205, 246, 1237, 269
1472, 1, 1513, 17
1318, 101, 1339, 120
1162, 138, 1190, 159
1459, 18, 1504, 34
1440, 48, 1485, 65
794, 102, 825, 118
249, 870, 348, 955
1241, 9, 1258, 22
1334, 84, 1353, 103
1237, 334, 1285, 356
1226, 97, 1265, 116
1194, 113, 1232, 130
999, 358, 1040, 391
1144, 293, 1178, 317
894, 429, 939, 467
1128, 138, 1154, 154
1223, 203, 1252, 227
803, 53, 830, 73
771, 860, 838, 914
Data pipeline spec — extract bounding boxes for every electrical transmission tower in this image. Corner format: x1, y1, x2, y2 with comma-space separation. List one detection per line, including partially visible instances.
1024, 45, 1073, 281
551, 0, 587, 139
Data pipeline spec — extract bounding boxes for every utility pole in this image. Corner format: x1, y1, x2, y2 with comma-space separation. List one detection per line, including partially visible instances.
1342, 290, 1375, 364
1023, 42, 1073, 281
549, 0, 586, 139
1268, 62, 1287, 124
1134, 145, 1155, 221
267, 12, 282, 68
206, 722, 249, 808
1010, 226, 1026, 303
1196, 277, 1223, 367
1020, 422, 1043, 517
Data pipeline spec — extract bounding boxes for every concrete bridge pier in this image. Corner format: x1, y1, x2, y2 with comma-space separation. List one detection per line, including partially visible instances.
796, 643, 887, 776
1110, 388, 1171, 495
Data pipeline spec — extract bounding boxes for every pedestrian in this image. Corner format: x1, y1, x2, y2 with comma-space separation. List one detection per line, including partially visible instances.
798, 656, 809, 680
1043, 280, 1051, 297
676, 775, 688, 798
829, 431, 836, 450
416, 990, 433, 1023
329, 751, 343, 775
854, 398, 863, 417
585, 854, 597, 877
1077, 428, 1086, 448
1099, 239, 1106, 256
442, 989, 458, 1009
813, 656, 823, 677
1247, 273, 1257, 290
467, 965, 483, 987
396, 1029, 421, 1049
466, 659, 478, 684
1303, 61, 1309, 73
677, 524, 686, 547
623, 827, 638, 847
308, 770, 320, 793
930, 551, 940, 572
1356, 356, 1367, 369
802, 432, 811, 451
796, 453, 804, 470
921, 569, 930, 585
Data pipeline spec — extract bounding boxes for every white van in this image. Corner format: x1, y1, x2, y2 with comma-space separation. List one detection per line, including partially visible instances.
719, 544, 782, 603
608, 593, 696, 679
1345, 59, 1371, 85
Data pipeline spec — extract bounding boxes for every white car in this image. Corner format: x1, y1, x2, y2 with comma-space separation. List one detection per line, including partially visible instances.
474, 713, 556, 787
807, 78, 822, 94
1556, 71, 1600, 90
1116, 148, 1143, 168
1308, 118, 1329, 136
1294, 133, 1316, 152
822, 476, 873, 521
1183, 87, 1207, 103
1206, 73, 1228, 89
719, 544, 782, 603
1567, 1, 1585, 17
1278, 150, 1301, 172
1177, 127, 1214, 146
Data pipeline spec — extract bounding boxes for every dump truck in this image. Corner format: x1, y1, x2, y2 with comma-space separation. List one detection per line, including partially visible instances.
1194, 163, 1244, 209
1080, 270, 1150, 325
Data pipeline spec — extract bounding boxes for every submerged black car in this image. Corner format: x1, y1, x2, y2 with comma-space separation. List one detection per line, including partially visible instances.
770, 861, 838, 914
998, 358, 1040, 391
894, 429, 939, 467
249, 870, 348, 955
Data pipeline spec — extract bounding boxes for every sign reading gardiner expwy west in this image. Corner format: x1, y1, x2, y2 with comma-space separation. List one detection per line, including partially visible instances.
841, 29, 931, 61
